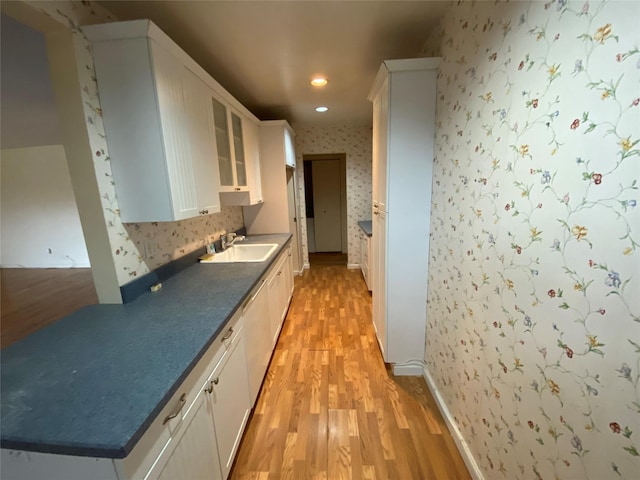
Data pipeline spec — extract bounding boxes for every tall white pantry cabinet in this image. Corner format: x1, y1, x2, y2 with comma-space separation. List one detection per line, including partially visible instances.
368, 58, 440, 375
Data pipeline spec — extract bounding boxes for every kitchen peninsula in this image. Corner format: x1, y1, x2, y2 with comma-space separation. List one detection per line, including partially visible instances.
1, 234, 293, 480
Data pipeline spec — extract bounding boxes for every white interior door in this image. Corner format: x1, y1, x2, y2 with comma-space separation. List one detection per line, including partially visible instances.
312, 159, 342, 252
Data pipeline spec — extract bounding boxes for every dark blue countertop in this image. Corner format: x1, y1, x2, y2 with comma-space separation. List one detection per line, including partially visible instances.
358, 220, 372, 237
0, 234, 291, 459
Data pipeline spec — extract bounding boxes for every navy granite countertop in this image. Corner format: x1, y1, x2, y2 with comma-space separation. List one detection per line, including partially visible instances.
0, 234, 291, 459
358, 220, 372, 237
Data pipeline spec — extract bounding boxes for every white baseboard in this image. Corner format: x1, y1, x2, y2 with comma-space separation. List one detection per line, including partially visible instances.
422, 366, 484, 480
346, 263, 360, 270
303, 262, 310, 270
392, 363, 423, 376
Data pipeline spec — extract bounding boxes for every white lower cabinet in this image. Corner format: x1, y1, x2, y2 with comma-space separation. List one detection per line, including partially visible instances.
149, 389, 222, 480
267, 245, 294, 349
141, 312, 249, 480
243, 278, 271, 406
360, 232, 371, 291
205, 326, 251, 479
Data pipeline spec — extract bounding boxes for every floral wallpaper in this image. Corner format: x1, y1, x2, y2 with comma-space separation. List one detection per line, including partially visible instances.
292, 124, 373, 266
425, 1, 639, 479
26, 1, 244, 287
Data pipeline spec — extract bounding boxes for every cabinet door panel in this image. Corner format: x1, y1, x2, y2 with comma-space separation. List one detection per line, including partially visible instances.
150, 42, 198, 220
268, 272, 281, 347
183, 70, 220, 215
212, 98, 234, 187
231, 113, 247, 187
149, 391, 222, 480
209, 333, 251, 479
372, 210, 386, 359
243, 280, 271, 405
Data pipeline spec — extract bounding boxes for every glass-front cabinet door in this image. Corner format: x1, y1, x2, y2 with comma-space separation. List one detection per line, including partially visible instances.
231, 112, 247, 187
211, 97, 247, 191
212, 97, 233, 187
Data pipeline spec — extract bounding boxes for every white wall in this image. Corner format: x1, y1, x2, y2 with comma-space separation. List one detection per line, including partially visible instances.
0, 13, 90, 269
0, 14, 62, 149
1, 146, 90, 267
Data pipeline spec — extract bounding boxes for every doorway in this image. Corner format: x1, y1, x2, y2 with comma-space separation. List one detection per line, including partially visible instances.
303, 154, 347, 265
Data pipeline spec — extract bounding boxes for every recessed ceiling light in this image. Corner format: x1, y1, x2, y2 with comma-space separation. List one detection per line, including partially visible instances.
315, 106, 329, 113
311, 77, 328, 87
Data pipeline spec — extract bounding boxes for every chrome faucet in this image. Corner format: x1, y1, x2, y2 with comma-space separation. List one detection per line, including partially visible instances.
221, 232, 245, 250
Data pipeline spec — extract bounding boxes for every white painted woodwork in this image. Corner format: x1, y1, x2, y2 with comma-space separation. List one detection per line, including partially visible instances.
207, 326, 251, 479
312, 159, 342, 252
267, 245, 293, 348
46, 25, 122, 301
368, 58, 440, 371
359, 231, 371, 291
220, 110, 263, 206
0, 450, 118, 480
283, 127, 296, 167
85, 19, 265, 220
243, 120, 295, 233
286, 169, 303, 274
243, 120, 302, 273
147, 389, 222, 480
183, 69, 221, 216
86, 31, 200, 223
242, 278, 271, 406
284, 246, 294, 301
372, 208, 386, 358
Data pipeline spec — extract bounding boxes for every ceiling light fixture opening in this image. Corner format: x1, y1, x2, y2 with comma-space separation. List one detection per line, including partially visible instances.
315, 106, 329, 113
311, 77, 328, 87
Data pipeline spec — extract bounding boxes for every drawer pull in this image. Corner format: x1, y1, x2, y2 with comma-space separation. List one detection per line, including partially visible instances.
213, 377, 219, 385
163, 393, 186, 425
222, 327, 233, 341
204, 381, 214, 394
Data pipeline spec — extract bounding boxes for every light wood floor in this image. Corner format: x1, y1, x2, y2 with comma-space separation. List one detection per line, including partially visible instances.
230, 265, 470, 480
0, 268, 98, 348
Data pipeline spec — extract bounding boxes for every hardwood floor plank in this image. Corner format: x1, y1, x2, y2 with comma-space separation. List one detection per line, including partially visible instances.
1, 268, 98, 348
230, 265, 470, 480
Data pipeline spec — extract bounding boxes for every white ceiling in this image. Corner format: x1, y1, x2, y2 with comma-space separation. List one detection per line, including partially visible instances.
97, 1, 448, 126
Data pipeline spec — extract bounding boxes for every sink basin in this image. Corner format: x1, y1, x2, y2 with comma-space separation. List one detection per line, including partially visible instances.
200, 243, 278, 263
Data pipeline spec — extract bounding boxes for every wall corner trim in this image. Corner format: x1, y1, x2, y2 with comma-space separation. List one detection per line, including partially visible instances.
422, 365, 485, 480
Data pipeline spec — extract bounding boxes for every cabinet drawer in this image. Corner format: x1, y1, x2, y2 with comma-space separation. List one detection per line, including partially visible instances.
117, 311, 242, 479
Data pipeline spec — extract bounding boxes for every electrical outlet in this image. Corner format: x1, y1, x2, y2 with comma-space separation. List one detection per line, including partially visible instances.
144, 238, 158, 258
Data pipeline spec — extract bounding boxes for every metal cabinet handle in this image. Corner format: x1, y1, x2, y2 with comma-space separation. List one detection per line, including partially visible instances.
163, 393, 186, 425
222, 327, 233, 341
213, 377, 219, 385
204, 381, 213, 394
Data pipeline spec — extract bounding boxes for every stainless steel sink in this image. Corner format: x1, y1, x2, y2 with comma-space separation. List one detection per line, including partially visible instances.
200, 243, 278, 263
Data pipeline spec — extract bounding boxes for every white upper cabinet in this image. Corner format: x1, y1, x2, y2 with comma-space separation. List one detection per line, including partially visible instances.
183, 70, 221, 216
243, 120, 294, 234
219, 106, 263, 206
84, 20, 262, 219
